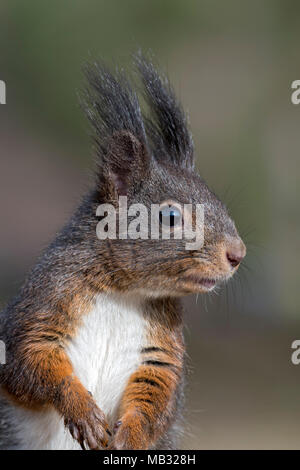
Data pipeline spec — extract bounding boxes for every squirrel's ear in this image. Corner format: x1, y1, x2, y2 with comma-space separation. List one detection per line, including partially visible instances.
103, 130, 150, 197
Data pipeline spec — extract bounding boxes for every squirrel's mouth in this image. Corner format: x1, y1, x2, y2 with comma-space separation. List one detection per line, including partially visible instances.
181, 274, 217, 291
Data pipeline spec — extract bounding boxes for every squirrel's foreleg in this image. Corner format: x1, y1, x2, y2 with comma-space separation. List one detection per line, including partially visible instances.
2, 343, 111, 449
111, 309, 185, 450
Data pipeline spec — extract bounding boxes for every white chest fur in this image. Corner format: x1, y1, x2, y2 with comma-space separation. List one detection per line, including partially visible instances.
67, 293, 146, 421
14, 293, 146, 450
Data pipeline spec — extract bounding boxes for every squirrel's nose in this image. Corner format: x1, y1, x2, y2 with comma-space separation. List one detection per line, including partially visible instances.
226, 239, 246, 269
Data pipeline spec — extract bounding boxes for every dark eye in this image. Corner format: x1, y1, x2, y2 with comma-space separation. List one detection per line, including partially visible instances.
159, 206, 182, 228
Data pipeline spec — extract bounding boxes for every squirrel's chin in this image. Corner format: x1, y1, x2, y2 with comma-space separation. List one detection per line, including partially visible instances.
177, 272, 231, 294
180, 283, 217, 294
181, 274, 217, 288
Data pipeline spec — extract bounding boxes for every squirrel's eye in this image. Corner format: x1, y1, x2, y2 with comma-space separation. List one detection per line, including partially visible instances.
159, 206, 182, 228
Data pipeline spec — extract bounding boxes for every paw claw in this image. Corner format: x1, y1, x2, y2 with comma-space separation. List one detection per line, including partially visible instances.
65, 398, 112, 450
113, 420, 122, 434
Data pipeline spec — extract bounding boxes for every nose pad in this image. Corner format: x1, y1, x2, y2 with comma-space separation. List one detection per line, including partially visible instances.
226, 239, 246, 269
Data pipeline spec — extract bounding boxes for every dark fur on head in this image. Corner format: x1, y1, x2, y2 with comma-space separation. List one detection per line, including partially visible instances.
77, 53, 245, 296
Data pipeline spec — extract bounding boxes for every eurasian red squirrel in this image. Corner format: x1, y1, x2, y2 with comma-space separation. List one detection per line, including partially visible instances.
0, 54, 246, 450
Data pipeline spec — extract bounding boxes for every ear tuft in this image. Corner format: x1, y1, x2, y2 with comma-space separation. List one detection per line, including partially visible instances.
134, 53, 194, 170
82, 54, 194, 200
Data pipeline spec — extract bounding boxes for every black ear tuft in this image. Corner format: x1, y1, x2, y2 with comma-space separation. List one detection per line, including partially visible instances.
135, 53, 194, 170
81, 61, 147, 168
81, 55, 194, 198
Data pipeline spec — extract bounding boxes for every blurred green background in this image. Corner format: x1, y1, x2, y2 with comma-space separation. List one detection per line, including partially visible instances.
0, 0, 300, 449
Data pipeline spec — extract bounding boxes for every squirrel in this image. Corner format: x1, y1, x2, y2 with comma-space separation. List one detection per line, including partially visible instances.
0, 54, 246, 450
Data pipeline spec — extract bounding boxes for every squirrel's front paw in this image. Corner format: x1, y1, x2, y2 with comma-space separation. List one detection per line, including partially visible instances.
64, 398, 112, 450
110, 410, 151, 450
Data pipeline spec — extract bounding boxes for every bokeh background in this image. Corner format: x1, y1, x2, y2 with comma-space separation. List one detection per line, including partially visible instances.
0, 0, 299, 449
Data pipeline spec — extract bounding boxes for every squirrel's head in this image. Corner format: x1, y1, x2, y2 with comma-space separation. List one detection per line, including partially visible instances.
83, 54, 246, 297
